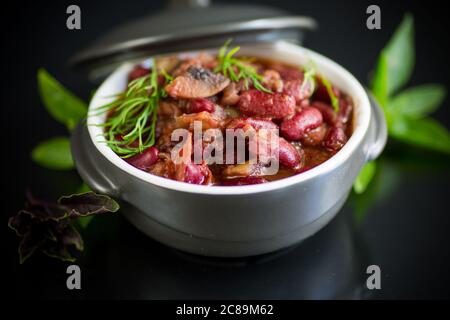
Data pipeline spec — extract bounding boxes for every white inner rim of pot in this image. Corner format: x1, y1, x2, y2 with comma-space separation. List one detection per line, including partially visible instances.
87, 41, 371, 195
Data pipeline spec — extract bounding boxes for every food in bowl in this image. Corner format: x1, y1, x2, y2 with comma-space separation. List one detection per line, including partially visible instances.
96, 41, 354, 186
74, 41, 384, 257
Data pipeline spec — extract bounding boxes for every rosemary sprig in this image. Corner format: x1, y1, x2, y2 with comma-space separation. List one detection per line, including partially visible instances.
95, 61, 165, 158
214, 40, 272, 94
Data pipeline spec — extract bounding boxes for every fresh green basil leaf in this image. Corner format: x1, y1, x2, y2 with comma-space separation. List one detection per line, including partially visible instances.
370, 51, 389, 107
389, 84, 446, 118
31, 137, 74, 170
384, 13, 415, 95
390, 117, 450, 154
37, 68, 87, 130
353, 161, 377, 194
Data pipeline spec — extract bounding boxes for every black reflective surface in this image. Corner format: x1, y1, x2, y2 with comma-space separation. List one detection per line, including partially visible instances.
4, 0, 450, 299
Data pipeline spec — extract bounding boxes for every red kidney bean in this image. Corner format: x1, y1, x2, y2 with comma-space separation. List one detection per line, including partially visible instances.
186, 98, 216, 113
238, 89, 296, 119
311, 102, 338, 126
270, 63, 303, 80
176, 162, 211, 185
313, 80, 341, 104
227, 117, 278, 130
278, 138, 302, 168
283, 79, 314, 103
338, 98, 353, 124
128, 66, 150, 82
280, 107, 323, 141
221, 177, 267, 186
183, 163, 207, 184
125, 146, 159, 170
324, 127, 347, 151
301, 123, 328, 146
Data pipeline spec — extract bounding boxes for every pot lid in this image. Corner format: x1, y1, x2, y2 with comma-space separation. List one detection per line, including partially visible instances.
70, 0, 317, 79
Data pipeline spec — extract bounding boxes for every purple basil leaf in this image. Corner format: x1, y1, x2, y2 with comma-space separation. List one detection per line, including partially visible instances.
58, 192, 119, 218
58, 222, 84, 251
18, 230, 47, 264
9, 190, 119, 263
8, 211, 33, 236
41, 242, 77, 263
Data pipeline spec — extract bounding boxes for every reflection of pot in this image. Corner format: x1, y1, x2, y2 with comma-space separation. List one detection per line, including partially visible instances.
82, 208, 369, 299
71, 41, 387, 257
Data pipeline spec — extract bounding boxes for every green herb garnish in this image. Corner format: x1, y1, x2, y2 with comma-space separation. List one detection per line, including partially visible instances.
320, 75, 340, 113
214, 40, 272, 94
301, 64, 317, 96
96, 61, 166, 158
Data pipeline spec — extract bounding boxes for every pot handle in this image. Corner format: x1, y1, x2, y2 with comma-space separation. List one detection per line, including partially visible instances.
71, 124, 120, 197
365, 91, 388, 161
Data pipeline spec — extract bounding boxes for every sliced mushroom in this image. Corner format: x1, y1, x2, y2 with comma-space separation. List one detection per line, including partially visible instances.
165, 66, 230, 99
222, 162, 272, 178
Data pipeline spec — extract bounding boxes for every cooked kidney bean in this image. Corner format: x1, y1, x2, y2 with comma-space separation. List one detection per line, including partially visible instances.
238, 89, 296, 119
125, 146, 159, 170
128, 66, 150, 82
278, 138, 302, 168
283, 79, 314, 103
186, 98, 216, 113
247, 130, 301, 169
338, 97, 353, 124
324, 127, 348, 151
269, 62, 304, 80
301, 123, 328, 146
221, 177, 267, 186
227, 117, 278, 130
313, 79, 341, 104
280, 107, 323, 141
175, 162, 212, 185
311, 102, 338, 126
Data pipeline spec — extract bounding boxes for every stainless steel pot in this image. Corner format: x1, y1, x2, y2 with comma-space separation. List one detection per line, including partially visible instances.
71, 41, 387, 257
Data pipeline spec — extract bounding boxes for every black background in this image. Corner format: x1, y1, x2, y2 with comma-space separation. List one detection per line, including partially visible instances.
3, 0, 450, 299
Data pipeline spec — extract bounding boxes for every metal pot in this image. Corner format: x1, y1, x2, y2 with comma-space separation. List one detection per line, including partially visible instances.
71, 41, 387, 257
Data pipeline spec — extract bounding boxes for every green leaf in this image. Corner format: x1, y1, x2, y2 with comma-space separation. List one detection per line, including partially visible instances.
37, 68, 87, 130
353, 161, 377, 194
389, 84, 447, 118
384, 13, 415, 95
370, 51, 389, 107
31, 137, 74, 170
390, 117, 450, 154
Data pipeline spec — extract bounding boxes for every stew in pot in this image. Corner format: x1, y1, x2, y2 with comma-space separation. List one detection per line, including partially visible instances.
97, 42, 354, 186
